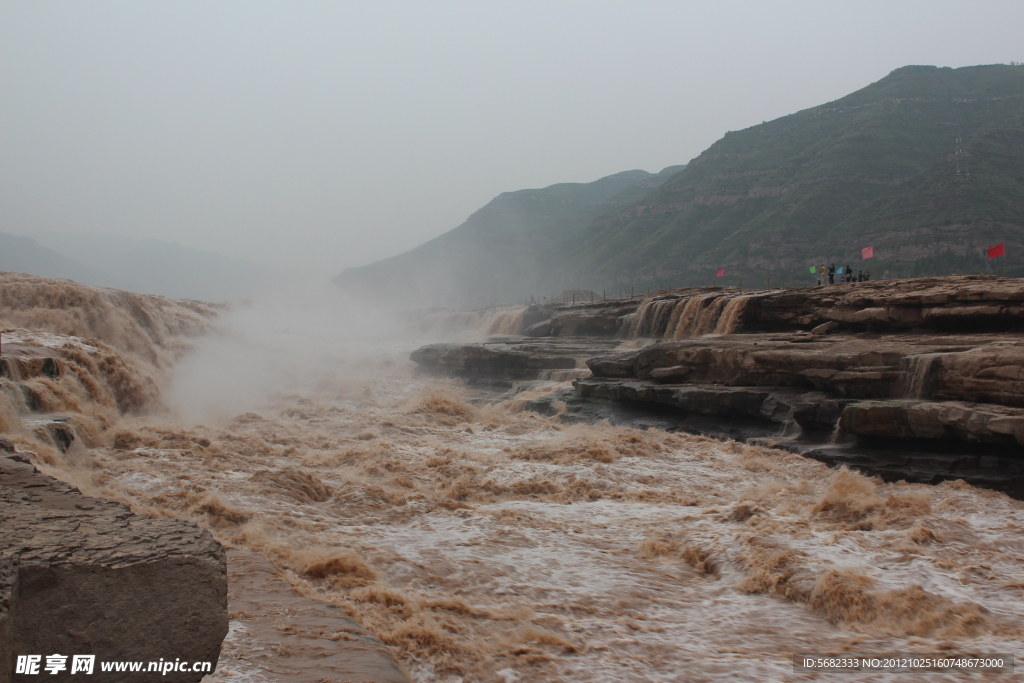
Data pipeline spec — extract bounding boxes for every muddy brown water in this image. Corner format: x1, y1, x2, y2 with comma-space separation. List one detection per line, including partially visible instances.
3, 282, 1023, 681
66, 375, 1022, 682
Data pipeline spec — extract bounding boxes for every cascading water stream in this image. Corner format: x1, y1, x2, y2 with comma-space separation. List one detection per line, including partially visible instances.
485, 307, 527, 336
665, 295, 714, 340
899, 353, 943, 399
623, 298, 679, 338
417, 305, 528, 340
693, 296, 729, 337
713, 295, 750, 335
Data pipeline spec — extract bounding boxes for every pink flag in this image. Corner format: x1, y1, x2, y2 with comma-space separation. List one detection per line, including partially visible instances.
861, 246, 874, 259
716, 268, 725, 277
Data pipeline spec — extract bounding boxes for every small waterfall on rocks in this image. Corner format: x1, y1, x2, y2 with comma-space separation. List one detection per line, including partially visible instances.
416, 305, 528, 340
664, 294, 714, 340
713, 295, 751, 335
899, 353, 942, 399
623, 297, 680, 338
660, 292, 750, 340
664, 298, 688, 340
485, 307, 527, 336
693, 296, 730, 337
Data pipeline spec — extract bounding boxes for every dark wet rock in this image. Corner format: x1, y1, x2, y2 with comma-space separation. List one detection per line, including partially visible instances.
1, 454, 227, 683
758, 390, 851, 428
839, 400, 1024, 445
520, 304, 556, 331
411, 337, 620, 380
575, 378, 772, 419
798, 444, 1024, 498
587, 353, 638, 378
572, 379, 852, 432
523, 386, 771, 437
549, 303, 637, 337
524, 319, 553, 337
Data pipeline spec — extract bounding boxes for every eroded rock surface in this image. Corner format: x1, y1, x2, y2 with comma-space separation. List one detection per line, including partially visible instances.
581, 330, 1024, 494
523, 276, 1024, 340
589, 332, 1024, 403
411, 276, 1024, 498
1, 455, 227, 683
411, 337, 620, 381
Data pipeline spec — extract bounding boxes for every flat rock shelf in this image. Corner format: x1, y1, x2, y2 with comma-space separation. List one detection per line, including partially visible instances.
412, 276, 1024, 499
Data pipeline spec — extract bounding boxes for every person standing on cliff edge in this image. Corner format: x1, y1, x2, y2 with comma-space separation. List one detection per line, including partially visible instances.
828, 263, 835, 285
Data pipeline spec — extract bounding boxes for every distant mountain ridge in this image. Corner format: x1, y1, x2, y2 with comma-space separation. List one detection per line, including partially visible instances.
0, 232, 116, 287
338, 64, 1024, 304
335, 166, 685, 306
576, 64, 1024, 287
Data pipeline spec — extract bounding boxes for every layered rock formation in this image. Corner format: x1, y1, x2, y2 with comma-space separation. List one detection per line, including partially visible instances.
411, 337, 620, 382
1, 453, 228, 683
411, 276, 1024, 498
526, 275, 1024, 341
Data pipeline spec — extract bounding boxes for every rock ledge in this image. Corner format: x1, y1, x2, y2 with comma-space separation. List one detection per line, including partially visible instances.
1, 455, 227, 683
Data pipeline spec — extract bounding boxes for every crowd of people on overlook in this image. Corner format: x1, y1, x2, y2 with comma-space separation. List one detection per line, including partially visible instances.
817, 262, 869, 286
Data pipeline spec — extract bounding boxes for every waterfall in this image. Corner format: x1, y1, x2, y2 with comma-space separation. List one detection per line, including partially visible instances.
713, 296, 750, 335
665, 294, 715, 340
484, 307, 527, 336
417, 305, 528, 340
899, 354, 942, 399
622, 297, 655, 337
654, 292, 751, 341
0, 357, 26, 381
827, 422, 843, 445
693, 296, 729, 337
664, 298, 688, 340
623, 297, 679, 338
649, 299, 678, 337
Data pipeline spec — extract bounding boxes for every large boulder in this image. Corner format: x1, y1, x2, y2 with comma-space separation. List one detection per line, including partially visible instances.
1, 455, 227, 683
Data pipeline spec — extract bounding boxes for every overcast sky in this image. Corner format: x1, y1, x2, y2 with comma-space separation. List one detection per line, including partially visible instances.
2, 1, 1022, 273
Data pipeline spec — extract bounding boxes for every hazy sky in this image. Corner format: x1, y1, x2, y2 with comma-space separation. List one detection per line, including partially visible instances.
2, 1, 1022, 273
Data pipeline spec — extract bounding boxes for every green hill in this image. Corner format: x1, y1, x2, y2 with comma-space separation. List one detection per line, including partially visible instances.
338, 64, 1024, 303
572, 64, 1024, 287
335, 166, 684, 306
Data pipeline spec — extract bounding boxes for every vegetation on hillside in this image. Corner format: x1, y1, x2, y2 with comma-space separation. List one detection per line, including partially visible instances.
574, 64, 1024, 287
339, 64, 1024, 303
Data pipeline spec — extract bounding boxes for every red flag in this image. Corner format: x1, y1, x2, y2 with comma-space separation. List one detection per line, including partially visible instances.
861, 246, 874, 259
716, 268, 725, 277
988, 243, 1005, 258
